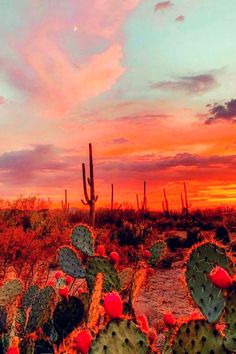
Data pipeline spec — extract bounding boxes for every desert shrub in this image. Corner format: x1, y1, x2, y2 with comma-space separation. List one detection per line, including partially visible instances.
114, 221, 152, 246
182, 228, 204, 248
215, 225, 230, 244
166, 236, 184, 252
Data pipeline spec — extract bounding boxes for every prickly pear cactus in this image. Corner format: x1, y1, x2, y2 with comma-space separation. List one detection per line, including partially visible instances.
58, 246, 85, 278
171, 319, 228, 353
34, 339, 54, 354
25, 286, 56, 333
88, 273, 103, 329
186, 242, 234, 323
53, 296, 84, 340
89, 319, 150, 354
0, 279, 22, 306
119, 268, 133, 291
224, 290, 236, 352
22, 285, 40, 309
130, 262, 147, 307
148, 240, 166, 266
71, 225, 94, 256
0, 306, 7, 333
86, 257, 120, 293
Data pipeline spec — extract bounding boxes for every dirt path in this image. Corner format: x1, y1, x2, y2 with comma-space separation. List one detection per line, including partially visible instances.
135, 264, 199, 325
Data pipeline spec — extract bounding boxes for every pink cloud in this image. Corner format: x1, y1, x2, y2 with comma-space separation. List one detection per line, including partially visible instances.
154, 1, 173, 11
175, 15, 185, 22
0, 96, 5, 105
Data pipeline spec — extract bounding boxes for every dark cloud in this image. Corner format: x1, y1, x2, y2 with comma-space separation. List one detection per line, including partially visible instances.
100, 152, 236, 172
205, 99, 236, 124
175, 15, 185, 22
154, 1, 173, 11
0, 145, 70, 185
151, 74, 218, 94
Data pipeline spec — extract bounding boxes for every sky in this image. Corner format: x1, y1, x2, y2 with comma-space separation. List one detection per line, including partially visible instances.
1, 0, 236, 210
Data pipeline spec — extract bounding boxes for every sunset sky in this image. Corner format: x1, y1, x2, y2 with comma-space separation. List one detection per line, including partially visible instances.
1, 0, 236, 210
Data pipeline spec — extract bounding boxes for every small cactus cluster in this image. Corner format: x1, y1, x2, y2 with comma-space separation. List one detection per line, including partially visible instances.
162, 240, 236, 353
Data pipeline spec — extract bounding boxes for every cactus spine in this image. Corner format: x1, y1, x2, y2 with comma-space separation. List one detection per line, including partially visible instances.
81, 143, 98, 226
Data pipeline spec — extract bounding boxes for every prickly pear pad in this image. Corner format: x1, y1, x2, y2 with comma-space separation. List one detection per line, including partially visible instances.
0, 279, 23, 306
86, 257, 120, 293
148, 240, 166, 266
186, 242, 234, 323
89, 319, 150, 354
22, 285, 40, 309
224, 290, 236, 352
172, 319, 228, 353
58, 246, 85, 278
72, 225, 94, 256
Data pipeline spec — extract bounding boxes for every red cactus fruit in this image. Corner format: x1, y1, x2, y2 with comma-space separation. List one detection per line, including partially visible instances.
163, 313, 176, 327
137, 315, 149, 333
148, 267, 154, 276
110, 251, 120, 264
7, 348, 19, 354
209, 266, 233, 289
58, 286, 69, 299
46, 280, 55, 287
76, 330, 92, 354
65, 275, 73, 285
143, 250, 151, 259
97, 245, 106, 257
55, 271, 63, 280
103, 292, 123, 318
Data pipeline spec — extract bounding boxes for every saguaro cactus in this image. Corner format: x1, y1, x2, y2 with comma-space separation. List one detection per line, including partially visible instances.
142, 180, 147, 212
111, 184, 114, 211
162, 188, 169, 217
61, 189, 69, 211
81, 143, 98, 226
181, 182, 191, 217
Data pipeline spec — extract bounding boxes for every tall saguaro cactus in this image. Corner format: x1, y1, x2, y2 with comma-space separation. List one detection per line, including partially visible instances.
162, 188, 169, 217
61, 189, 69, 211
111, 184, 114, 211
81, 143, 98, 226
181, 182, 191, 217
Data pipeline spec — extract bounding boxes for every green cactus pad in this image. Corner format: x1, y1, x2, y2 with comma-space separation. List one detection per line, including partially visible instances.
148, 240, 167, 266
86, 257, 120, 293
89, 319, 150, 354
0, 307, 7, 333
71, 225, 94, 256
186, 242, 234, 323
172, 319, 228, 353
26, 286, 56, 333
0, 279, 23, 306
53, 296, 84, 340
224, 289, 236, 352
34, 339, 54, 354
20, 339, 35, 354
58, 246, 85, 278
22, 285, 40, 309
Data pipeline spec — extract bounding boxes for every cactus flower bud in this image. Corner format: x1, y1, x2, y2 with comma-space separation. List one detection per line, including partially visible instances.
143, 250, 151, 259
97, 245, 106, 257
58, 286, 69, 299
76, 330, 92, 354
7, 348, 19, 354
103, 292, 123, 318
55, 271, 63, 280
65, 275, 73, 285
110, 252, 120, 264
209, 266, 233, 289
163, 313, 176, 327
